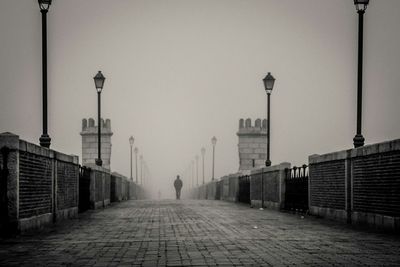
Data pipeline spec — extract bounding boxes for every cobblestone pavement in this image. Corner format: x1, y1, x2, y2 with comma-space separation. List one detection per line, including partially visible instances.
0, 200, 399, 266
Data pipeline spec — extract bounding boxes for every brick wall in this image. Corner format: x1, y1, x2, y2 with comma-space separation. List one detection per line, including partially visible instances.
19, 151, 52, 219
352, 151, 400, 217
250, 172, 262, 202
0, 133, 79, 234
57, 160, 79, 211
309, 139, 400, 230
264, 170, 279, 203
309, 160, 346, 210
250, 163, 290, 209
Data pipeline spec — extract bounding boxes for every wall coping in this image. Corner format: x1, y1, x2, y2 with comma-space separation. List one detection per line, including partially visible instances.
250, 162, 291, 175
0, 132, 78, 164
84, 163, 110, 174
309, 138, 400, 164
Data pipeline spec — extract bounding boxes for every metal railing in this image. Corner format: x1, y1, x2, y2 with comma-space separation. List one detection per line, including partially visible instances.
284, 165, 309, 212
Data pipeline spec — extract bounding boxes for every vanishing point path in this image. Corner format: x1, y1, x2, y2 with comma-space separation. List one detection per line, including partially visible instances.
0, 200, 399, 266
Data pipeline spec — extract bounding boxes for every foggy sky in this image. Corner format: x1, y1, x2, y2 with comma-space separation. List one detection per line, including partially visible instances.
1, 0, 400, 198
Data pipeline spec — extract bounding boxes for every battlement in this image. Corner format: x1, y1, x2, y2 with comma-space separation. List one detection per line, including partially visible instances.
81, 118, 113, 135
80, 118, 113, 170
237, 118, 267, 136
237, 118, 268, 171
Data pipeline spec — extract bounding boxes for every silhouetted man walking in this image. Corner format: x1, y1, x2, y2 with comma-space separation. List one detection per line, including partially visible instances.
174, 175, 183, 200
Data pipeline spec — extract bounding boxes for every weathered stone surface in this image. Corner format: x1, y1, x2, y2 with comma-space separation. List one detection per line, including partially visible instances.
1, 200, 399, 266
237, 118, 268, 171
80, 118, 113, 170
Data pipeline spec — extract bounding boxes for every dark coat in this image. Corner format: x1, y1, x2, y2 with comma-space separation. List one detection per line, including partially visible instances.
174, 179, 183, 190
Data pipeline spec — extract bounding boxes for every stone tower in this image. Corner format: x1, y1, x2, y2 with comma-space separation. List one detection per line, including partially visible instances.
80, 118, 113, 170
237, 118, 268, 171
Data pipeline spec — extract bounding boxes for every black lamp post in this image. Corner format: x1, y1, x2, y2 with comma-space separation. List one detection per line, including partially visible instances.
94, 71, 105, 166
191, 160, 194, 189
201, 147, 206, 184
134, 147, 139, 183
38, 0, 52, 148
195, 155, 199, 186
263, 72, 275, 167
353, 0, 369, 148
211, 136, 217, 180
129, 136, 134, 181
140, 155, 143, 185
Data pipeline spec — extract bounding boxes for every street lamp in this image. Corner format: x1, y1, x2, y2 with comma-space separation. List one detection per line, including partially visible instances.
263, 72, 275, 167
201, 147, 206, 184
38, 0, 52, 148
129, 136, 134, 181
140, 155, 143, 185
211, 136, 217, 180
134, 147, 139, 183
94, 71, 105, 166
195, 155, 199, 186
353, 0, 369, 148
191, 160, 194, 189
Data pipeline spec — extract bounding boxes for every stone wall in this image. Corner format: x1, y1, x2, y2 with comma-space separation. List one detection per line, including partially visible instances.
111, 172, 132, 202
309, 138, 400, 230
250, 163, 290, 209
237, 118, 268, 171
81, 118, 113, 170
0, 132, 79, 234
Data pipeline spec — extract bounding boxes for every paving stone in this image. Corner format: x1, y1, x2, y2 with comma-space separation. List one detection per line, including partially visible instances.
0, 199, 400, 266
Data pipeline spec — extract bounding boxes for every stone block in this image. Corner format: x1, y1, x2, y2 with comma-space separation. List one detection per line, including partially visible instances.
383, 216, 395, 230
367, 213, 375, 227
375, 214, 383, 228
239, 148, 253, 153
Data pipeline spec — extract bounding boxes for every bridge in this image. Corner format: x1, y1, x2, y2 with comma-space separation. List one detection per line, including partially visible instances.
1, 126, 400, 266
1, 1, 400, 266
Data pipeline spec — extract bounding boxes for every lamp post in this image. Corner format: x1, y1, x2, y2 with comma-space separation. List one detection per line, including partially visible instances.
263, 72, 275, 167
353, 0, 369, 148
38, 0, 52, 148
191, 160, 195, 188
129, 136, 134, 181
134, 147, 139, 183
211, 136, 217, 180
93, 71, 105, 166
140, 155, 143, 185
195, 155, 199, 186
201, 147, 206, 184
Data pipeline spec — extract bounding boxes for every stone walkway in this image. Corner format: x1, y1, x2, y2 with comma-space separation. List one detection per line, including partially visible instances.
0, 200, 399, 266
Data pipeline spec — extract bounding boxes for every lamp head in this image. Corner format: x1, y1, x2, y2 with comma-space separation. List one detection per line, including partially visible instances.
263, 72, 275, 94
211, 136, 217, 146
354, 0, 369, 12
38, 0, 52, 11
129, 136, 134, 146
94, 71, 105, 93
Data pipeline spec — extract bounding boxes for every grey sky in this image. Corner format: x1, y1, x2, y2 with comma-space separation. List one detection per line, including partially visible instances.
1, 0, 400, 198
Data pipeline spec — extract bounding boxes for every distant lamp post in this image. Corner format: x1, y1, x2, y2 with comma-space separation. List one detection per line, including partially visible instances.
201, 147, 206, 184
191, 160, 195, 189
353, 0, 369, 148
94, 71, 105, 166
195, 155, 199, 186
129, 136, 134, 181
263, 72, 275, 167
134, 147, 139, 183
211, 136, 217, 180
140, 155, 143, 185
38, 0, 52, 148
